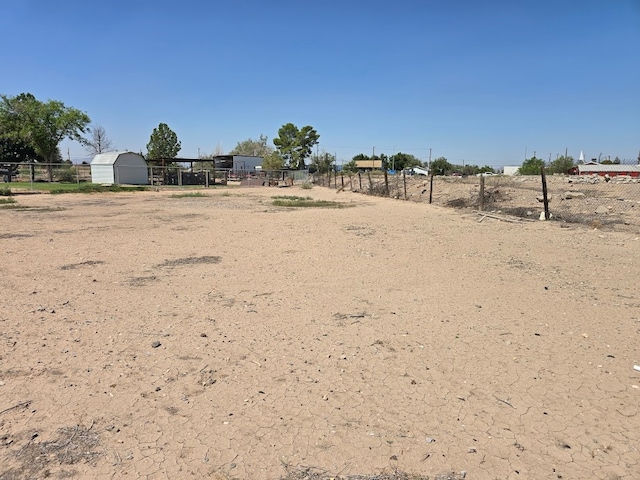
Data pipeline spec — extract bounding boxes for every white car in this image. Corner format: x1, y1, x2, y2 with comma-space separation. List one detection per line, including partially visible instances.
476, 172, 495, 176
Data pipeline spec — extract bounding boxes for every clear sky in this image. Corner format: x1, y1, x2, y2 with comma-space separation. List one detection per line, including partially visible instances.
2, 0, 639, 168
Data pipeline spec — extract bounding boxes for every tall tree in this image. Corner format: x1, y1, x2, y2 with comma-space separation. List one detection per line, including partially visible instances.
0, 137, 43, 163
262, 151, 285, 170
309, 150, 335, 174
549, 155, 574, 174
230, 134, 274, 157
389, 152, 421, 171
430, 157, 453, 175
273, 123, 319, 169
146, 123, 181, 160
518, 156, 545, 175
84, 124, 113, 156
0, 93, 90, 181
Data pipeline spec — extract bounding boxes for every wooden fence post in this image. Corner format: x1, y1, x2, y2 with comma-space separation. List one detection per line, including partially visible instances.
541, 166, 550, 220
384, 169, 389, 196
479, 175, 485, 211
403, 169, 407, 200
367, 171, 373, 195
358, 172, 362, 191
429, 172, 434, 204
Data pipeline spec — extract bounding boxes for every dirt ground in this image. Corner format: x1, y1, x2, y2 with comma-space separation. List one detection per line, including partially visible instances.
1, 184, 639, 480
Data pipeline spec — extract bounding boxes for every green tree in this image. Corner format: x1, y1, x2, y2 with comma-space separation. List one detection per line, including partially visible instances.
0, 137, 43, 163
518, 156, 545, 175
430, 157, 453, 175
262, 151, 285, 170
342, 159, 359, 174
0, 93, 90, 181
85, 124, 113, 156
230, 134, 274, 157
548, 155, 574, 174
389, 152, 421, 171
273, 123, 319, 169
309, 150, 335, 174
146, 123, 181, 160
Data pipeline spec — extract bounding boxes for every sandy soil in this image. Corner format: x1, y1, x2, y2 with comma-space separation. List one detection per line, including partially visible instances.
1, 185, 639, 480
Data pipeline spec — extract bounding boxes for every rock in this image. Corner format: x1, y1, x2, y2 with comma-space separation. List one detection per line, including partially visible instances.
595, 206, 609, 214
425, 437, 436, 443
536, 195, 551, 203
564, 191, 585, 199
151, 341, 161, 348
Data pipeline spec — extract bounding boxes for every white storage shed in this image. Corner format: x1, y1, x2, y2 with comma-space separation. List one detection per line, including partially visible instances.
90, 152, 149, 185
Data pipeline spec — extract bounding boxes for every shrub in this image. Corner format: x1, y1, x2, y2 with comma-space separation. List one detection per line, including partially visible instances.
57, 168, 76, 183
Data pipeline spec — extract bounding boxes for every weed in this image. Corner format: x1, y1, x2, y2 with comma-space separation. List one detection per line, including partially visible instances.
170, 192, 208, 198
271, 196, 350, 208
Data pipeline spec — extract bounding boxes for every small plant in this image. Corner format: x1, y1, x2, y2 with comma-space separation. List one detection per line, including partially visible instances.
0, 197, 16, 205
272, 195, 313, 201
0, 187, 12, 196
271, 196, 350, 208
170, 192, 208, 198
57, 167, 76, 183
300, 182, 313, 189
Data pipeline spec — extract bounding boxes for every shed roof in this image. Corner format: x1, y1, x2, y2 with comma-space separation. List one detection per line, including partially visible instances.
91, 152, 143, 165
578, 164, 640, 173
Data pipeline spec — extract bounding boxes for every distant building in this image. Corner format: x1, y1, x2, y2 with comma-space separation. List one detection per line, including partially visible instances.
355, 159, 383, 170
212, 155, 263, 173
576, 164, 640, 177
502, 166, 520, 176
90, 152, 148, 185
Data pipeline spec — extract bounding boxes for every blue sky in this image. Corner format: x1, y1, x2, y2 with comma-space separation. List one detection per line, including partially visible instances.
2, 0, 639, 167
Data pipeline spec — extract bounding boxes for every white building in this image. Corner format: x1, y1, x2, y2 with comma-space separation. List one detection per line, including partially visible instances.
502, 166, 520, 176
90, 152, 149, 185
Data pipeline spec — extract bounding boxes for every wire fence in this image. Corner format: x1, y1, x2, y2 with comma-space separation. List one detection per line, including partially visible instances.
313, 170, 640, 232
1, 163, 310, 188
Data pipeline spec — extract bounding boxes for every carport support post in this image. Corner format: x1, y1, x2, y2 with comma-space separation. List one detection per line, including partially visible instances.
479, 175, 485, 211
541, 166, 550, 220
